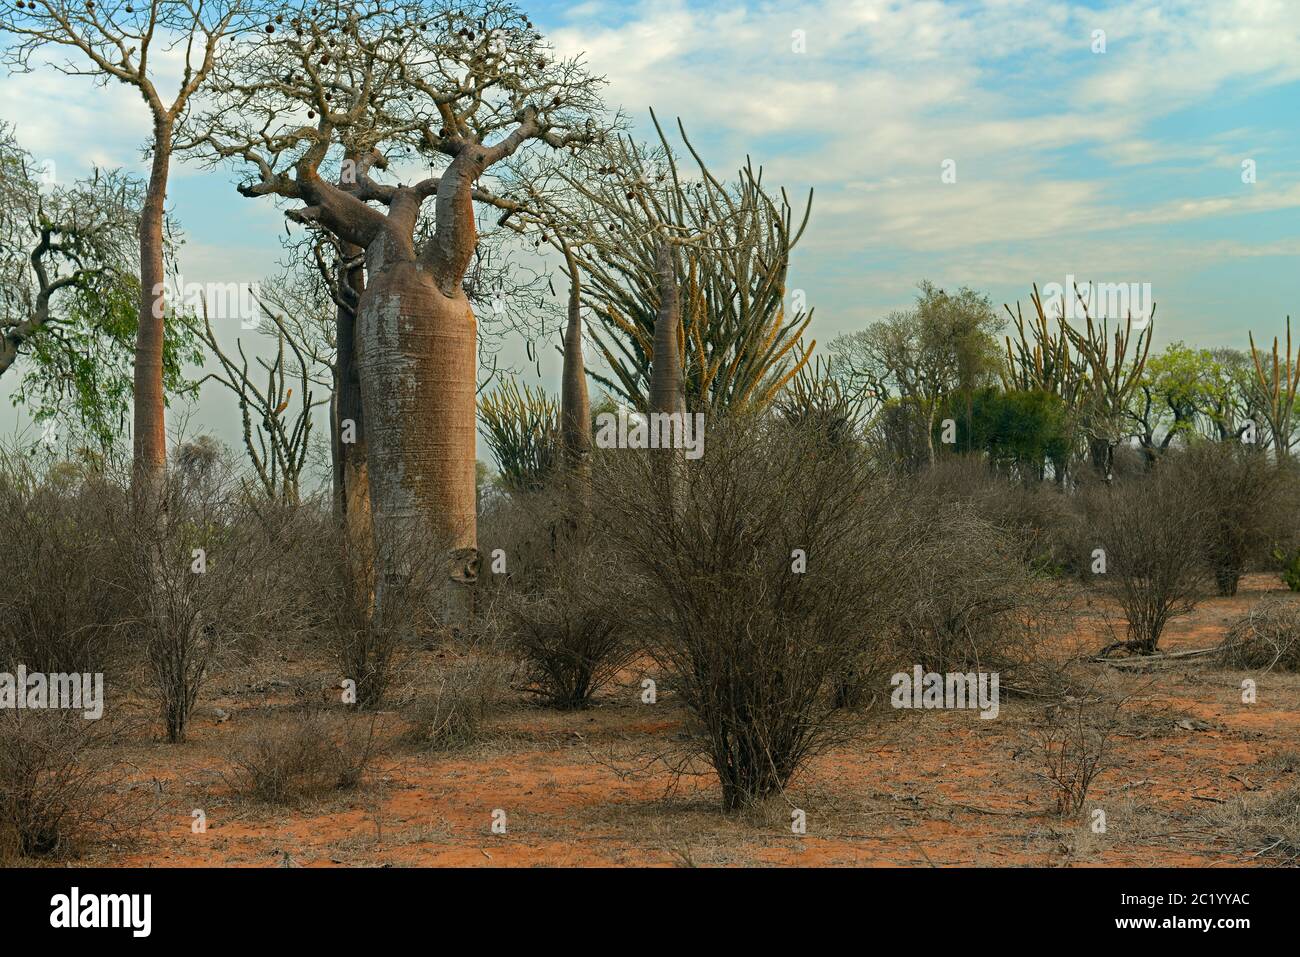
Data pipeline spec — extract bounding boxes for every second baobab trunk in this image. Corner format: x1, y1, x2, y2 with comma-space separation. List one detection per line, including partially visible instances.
649, 239, 686, 416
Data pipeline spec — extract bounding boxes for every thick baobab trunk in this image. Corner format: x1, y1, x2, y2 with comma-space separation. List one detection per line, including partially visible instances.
134, 121, 172, 491
355, 249, 478, 626
649, 239, 685, 415
333, 246, 371, 561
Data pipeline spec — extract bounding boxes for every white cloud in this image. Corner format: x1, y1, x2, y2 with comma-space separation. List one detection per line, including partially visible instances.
549, 0, 1300, 317
2, 0, 1297, 446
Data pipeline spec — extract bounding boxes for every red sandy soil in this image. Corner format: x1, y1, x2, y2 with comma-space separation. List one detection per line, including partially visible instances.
65, 573, 1300, 867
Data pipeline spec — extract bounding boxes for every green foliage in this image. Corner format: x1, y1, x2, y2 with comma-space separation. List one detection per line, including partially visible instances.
1273, 547, 1300, 593
477, 378, 559, 494
0, 122, 196, 453
11, 273, 202, 452
938, 387, 1071, 477
1131, 341, 1258, 448
830, 281, 1003, 403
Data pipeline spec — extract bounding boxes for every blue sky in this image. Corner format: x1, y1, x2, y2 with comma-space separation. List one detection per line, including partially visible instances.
2, 0, 1298, 463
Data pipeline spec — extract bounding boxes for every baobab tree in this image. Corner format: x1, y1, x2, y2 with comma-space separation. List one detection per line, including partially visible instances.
1, 0, 261, 489
479, 153, 596, 477
287, 198, 548, 543
190, 1, 607, 621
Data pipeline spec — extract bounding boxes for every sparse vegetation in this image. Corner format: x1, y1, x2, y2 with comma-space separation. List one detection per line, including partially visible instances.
0, 0, 1296, 880
1023, 675, 1127, 817
402, 656, 516, 750
1085, 470, 1210, 655
1219, 598, 1300, 671
227, 709, 379, 806
0, 710, 151, 861
594, 419, 910, 810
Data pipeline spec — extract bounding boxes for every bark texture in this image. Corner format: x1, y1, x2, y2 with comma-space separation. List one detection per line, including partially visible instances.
333, 241, 372, 559
356, 227, 478, 624
649, 239, 685, 415
134, 121, 172, 487
559, 248, 591, 470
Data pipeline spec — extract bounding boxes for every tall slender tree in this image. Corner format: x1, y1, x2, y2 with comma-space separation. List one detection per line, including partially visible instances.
2, 0, 259, 489
557, 239, 591, 473
0, 123, 199, 454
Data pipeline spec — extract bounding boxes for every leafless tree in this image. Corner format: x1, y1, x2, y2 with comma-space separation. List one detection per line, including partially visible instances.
1165, 441, 1283, 596
194, 292, 329, 504
1086, 471, 1209, 655
592, 417, 913, 811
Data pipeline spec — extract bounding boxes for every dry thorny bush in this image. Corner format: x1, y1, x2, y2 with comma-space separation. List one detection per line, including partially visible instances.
1218, 597, 1300, 672
5, 420, 1298, 855
1084, 468, 1211, 655
591, 417, 920, 811
915, 455, 1080, 575
111, 465, 317, 743
1210, 782, 1300, 864
0, 459, 134, 675
890, 489, 1078, 694
313, 517, 447, 711
1020, 669, 1131, 817
479, 487, 634, 709
401, 655, 519, 751
225, 707, 381, 806
0, 451, 322, 743
0, 709, 155, 861
1164, 443, 1286, 597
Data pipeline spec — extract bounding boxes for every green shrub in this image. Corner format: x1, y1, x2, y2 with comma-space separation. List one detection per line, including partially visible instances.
1274, 547, 1300, 593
